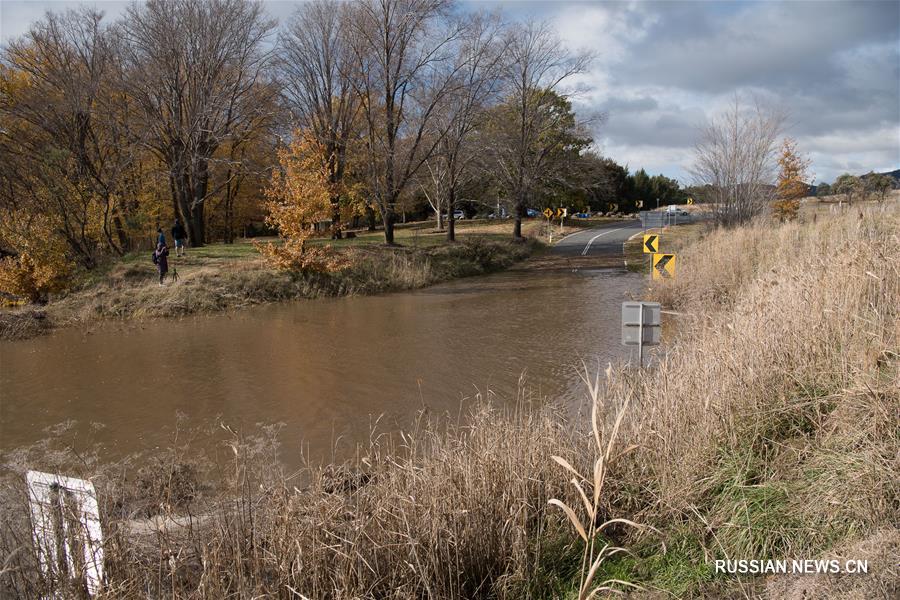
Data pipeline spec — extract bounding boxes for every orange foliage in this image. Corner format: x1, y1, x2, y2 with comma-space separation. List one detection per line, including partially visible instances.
257, 130, 346, 272
773, 138, 811, 222
0, 212, 73, 302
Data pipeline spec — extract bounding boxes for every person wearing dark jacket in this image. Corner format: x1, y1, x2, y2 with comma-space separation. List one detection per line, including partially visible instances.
171, 220, 187, 257
154, 242, 169, 285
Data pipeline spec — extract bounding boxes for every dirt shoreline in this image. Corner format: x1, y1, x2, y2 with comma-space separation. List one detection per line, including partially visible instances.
1, 237, 540, 342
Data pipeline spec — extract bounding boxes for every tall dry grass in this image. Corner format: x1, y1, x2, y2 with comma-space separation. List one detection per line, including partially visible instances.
613, 205, 899, 566
0, 393, 592, 599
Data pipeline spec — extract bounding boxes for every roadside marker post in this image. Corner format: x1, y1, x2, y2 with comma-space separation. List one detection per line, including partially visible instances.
652, 253, 676, 280
543, 208, 553, 243
26, 470, 105, 596
556, 207, 567, 233
622, 301, 661, 368
643, 234, 659, 254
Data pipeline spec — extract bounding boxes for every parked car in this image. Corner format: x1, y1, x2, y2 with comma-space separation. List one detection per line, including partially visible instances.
665, 205, 689, 217
526, 208, 539, 217
574, 212, 590, 219
444, 209, 465, 220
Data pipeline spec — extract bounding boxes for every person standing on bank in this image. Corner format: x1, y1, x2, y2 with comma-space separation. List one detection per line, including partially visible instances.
156, 227, 166, 247
172, 219, 187, 257
154, 241, 169, 285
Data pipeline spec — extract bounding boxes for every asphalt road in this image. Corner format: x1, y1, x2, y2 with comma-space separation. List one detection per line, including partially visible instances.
552, 220, 644, 258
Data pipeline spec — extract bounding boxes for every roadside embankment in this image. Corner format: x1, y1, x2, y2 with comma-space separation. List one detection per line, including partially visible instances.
0, 236, 539, 341
601, 205, 899, 596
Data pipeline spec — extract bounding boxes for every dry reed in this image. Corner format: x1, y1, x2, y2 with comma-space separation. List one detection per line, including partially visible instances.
609, 206, 899, 586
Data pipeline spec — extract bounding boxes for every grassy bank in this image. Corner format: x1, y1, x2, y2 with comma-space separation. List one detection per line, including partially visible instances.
1, 233, 540, 341
1, 207, 897, 598
606, 205, 899, 596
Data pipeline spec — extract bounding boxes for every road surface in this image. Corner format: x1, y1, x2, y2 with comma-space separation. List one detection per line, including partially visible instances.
552, 220, 643, 258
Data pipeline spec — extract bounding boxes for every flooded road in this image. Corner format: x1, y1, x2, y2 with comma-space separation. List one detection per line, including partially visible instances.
1, 247, 644, 468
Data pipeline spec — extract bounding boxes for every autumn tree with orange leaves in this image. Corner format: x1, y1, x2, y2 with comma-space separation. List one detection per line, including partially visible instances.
257, 131, 348, 272
773, 138, 811, 222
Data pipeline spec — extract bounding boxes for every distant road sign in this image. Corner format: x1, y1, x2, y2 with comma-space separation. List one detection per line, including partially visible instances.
543, 208, 553, 218
556, 207, 567, 218
687, 198, 694, 205
652, 253, 676, 280
643, 234, 658, 254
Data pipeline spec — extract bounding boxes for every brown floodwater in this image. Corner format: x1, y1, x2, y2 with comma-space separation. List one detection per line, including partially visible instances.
0, 266, 644, 469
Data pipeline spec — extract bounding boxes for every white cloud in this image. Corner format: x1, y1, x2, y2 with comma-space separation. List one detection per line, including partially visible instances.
544, 0, 899, 182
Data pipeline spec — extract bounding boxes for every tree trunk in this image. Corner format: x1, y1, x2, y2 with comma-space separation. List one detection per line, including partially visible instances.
223, 168, 235, 244
188, 159, 209, 247
174, 169, 198, 246
436, 210, 444, 231
447, 187, 456, 242
366, 204, 377, 231
112, 210, 129, 253
191, 206, 205, 247
513, 194, 525, 239
169, 174, 184, 234
382, 209, 395, 245
331, 193, 342, 239
224, 194, 234, 244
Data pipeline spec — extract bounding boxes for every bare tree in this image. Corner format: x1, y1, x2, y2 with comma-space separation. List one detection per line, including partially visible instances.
278, 0, 360, 239
485, 20, 591, 239
691, 97, 785, 226
207, 92, 279, 243
419, 11, 505, 241
418, 158, 450, 231
346, 0, 464, 244
121, 0, 276, 246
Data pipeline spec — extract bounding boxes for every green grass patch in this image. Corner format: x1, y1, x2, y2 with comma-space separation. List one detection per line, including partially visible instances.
549, 530, 718, 598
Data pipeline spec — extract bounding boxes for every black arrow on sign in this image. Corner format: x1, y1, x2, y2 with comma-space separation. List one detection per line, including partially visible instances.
644, 235, 657, 253
654, 254, 673, 277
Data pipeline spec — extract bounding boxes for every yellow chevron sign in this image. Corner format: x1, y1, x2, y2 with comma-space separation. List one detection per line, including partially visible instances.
687, 198, 694, 205
652, 253, 676, 280
643, 234, 659, 254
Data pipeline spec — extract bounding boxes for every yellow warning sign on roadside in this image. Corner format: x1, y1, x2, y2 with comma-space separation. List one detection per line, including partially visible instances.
556, 207, 567, 218
652, 253, 676, 280
543, 208, 553, 218
687, 198, 694, 205
643, 234, 658, 254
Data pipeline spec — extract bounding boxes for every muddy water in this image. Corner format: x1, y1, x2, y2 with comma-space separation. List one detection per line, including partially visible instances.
0, 266, 643, 468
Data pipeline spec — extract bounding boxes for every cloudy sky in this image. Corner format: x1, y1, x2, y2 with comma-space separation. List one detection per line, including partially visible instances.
2, 0, 898, 183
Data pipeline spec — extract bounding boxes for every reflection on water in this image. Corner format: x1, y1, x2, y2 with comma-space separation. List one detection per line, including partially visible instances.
0, 267, 643, 468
